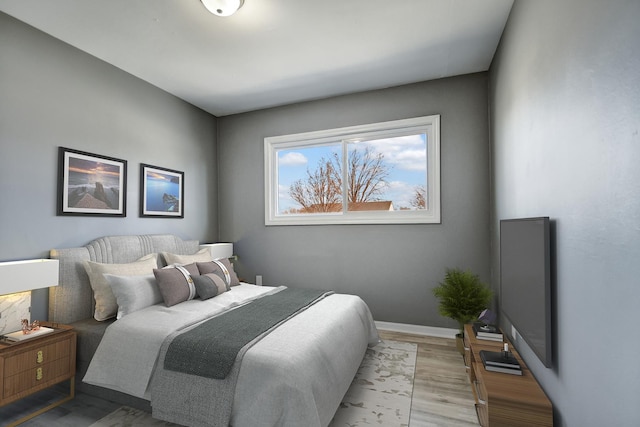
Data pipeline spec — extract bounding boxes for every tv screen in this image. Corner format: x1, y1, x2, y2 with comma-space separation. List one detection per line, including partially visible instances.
500, 217, 552, 368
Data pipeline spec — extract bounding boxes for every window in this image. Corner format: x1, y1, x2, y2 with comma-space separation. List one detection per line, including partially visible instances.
264, 115, 440, 225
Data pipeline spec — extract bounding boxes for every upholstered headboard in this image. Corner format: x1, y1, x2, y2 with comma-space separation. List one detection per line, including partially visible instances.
49, 234, 200, 324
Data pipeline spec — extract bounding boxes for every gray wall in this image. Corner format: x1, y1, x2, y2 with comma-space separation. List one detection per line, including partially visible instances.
0, 12, 218, 319
489, 1, 640, 425
218, 74, 492, 327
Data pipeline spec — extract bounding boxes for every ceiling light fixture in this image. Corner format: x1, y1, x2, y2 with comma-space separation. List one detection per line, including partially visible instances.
201, 0, 245, 17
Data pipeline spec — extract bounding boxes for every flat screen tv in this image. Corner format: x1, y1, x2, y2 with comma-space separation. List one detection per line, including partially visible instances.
500, 217, 552, 368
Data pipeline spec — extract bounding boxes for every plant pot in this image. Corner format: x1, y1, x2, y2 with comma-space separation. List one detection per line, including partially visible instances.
455, 333, 465, 356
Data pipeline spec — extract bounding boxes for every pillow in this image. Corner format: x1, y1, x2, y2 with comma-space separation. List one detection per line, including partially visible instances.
197, 259, 240, 287
161, 248, 212, 265
84, 254, 158, 321
192, 273, 230, 300
105, 274, 162, 319
153, 263, 200, 307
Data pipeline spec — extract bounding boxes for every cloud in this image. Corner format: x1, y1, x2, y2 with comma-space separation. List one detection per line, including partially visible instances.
386, 180, 417, 209
353, 134, 426, 171
279, 152, 308, 166
392, 149, 427, 171
277, 184, 296, 212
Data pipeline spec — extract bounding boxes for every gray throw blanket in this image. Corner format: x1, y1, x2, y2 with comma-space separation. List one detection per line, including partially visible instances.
150, 287, 333, 427
164, 287, 330, 380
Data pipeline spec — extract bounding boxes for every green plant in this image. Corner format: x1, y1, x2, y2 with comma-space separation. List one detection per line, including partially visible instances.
432, 268, 493, 334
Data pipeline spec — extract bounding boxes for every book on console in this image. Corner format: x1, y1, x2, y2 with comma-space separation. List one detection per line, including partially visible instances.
472, 322, 503, 339
475, 334, 503, 342
480, 350, 521, 369
483, 364, 523, 375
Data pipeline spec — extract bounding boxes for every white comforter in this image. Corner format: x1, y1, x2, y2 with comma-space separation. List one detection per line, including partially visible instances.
84, 284, 379, 427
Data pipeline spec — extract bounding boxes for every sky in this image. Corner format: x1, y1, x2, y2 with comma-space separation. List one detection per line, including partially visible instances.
277, 133, 427, 213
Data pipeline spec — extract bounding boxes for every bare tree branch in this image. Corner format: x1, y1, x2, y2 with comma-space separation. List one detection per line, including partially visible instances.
289, 145, 391, 212
410, 185, 426, 209
289, 158, 342, 212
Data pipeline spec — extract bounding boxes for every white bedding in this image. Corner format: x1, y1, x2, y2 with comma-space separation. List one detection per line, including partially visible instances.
84, 283, 379, 426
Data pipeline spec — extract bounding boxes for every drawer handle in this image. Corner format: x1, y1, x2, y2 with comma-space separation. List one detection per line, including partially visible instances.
36, 367, 43, 381
37, 350, 44, 364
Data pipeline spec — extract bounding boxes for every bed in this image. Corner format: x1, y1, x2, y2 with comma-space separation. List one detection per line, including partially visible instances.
48, 234, 379, 427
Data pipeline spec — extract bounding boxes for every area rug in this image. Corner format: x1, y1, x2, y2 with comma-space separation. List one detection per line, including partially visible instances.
89, 405, 181, 426
329, 339, 417, 427
90, 339, 417, 427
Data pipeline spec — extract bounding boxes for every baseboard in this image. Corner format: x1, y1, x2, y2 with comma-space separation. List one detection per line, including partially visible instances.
375, 321, 458, 339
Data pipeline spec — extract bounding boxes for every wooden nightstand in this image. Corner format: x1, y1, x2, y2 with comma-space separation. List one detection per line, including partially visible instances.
0, 322, 76, 426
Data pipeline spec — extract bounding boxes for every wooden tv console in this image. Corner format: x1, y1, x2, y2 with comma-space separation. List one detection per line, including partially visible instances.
463, 323, 553, 426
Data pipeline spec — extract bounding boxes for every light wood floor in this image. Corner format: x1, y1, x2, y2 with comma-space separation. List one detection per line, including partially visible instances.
378, 330, 479, 426
2, 331, 479, 426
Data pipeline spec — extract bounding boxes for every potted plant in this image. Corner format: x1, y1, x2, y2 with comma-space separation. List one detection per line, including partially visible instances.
432, 268, 493, 354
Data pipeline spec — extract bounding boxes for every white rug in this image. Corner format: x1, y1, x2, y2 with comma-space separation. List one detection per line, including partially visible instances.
329, 339, 417, 427
90, 339, 417, 427
89, 405, 181, 426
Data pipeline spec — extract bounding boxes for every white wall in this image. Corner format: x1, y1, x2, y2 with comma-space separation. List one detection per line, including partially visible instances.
490, 1, 640, 425
0, 12, 219, 319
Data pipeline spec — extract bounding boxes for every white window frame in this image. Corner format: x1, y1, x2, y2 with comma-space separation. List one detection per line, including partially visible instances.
264, 115, 440, 225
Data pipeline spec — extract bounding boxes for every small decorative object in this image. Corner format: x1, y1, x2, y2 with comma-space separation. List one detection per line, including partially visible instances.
478, 308, 497, 332
140, 164, 184, 218
21, 319, 42, 335
58, 147, 127, 216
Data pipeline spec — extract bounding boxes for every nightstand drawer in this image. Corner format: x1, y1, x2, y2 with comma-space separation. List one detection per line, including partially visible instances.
4, 338, 72, 375
0, 324, 76, 425
3, 356, 72, 399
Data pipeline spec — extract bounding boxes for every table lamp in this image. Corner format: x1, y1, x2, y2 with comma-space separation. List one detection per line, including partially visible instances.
200, 243, 234, 260
0, 259, 59, 336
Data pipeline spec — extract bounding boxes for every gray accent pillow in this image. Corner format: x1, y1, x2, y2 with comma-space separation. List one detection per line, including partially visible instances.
153, 263, 199, 307
105, 274, 162, 319
197, 259, 240, 286
83, 254, 158, 321
192, 273, 230, 300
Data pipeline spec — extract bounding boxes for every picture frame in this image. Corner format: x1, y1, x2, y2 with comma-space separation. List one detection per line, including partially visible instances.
140, 163, 184, 218
57, 147, 127, 216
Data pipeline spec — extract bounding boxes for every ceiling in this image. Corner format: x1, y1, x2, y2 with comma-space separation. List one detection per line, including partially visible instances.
0, 0, 513, 117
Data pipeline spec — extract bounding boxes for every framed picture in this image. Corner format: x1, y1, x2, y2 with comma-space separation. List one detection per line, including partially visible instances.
140, 163, 184, 218
57, 147, 127, 216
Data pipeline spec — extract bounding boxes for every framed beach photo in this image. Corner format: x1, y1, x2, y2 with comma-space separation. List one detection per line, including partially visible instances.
140, 164, 184, 218
57, 147, 127, 216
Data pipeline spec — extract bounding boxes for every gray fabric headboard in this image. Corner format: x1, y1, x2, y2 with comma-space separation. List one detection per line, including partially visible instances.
49, 234, 200, 324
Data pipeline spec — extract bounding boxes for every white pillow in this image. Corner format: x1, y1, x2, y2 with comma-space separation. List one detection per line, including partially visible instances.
105, 274, 162, 319
161, 248, 212, 265
83, 254, 158, 321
